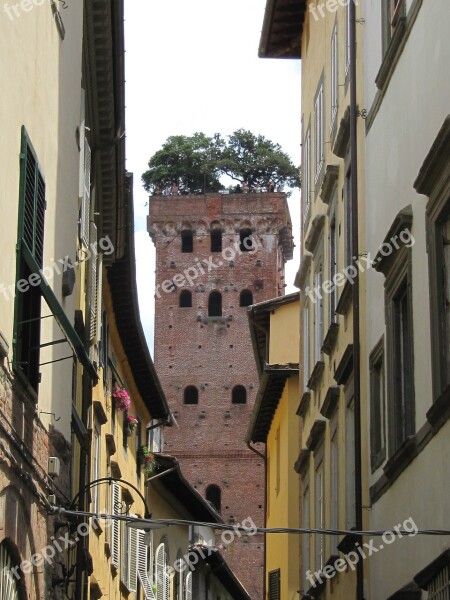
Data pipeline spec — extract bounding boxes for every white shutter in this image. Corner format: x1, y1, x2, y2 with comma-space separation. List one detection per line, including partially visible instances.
137, 530, 155, 599
0, 544, 20, 600
89, 222, 98, 342
155, 543, 167, 600
164, 568, 170, 600
121, 521, 128, 583
128, 526, 138, 592
185, 572, 192, 600
81, 136, 91, 248
111, 482, 120, 568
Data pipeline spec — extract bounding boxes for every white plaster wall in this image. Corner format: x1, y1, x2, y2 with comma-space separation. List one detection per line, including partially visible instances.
0, 3, 84, 439
364, 0, 450, 596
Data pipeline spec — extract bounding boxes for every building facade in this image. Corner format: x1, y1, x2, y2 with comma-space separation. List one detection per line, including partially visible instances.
148, 192, 294, 599
246, 293, 300, 600
364, 0, 450, 597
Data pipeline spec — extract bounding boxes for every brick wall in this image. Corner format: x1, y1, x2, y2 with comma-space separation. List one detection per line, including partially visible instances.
149, 193, 293, 600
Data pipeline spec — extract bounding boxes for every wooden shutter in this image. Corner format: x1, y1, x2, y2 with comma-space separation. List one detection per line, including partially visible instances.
137, 530, 157, 599
81, 136, 91, 248
185, 572, 192, 600
268, 569, 280, 600
128, 526, 138, 592
111, 482, 120, 567
155, 543, 166, 600
0, 544, 20, 600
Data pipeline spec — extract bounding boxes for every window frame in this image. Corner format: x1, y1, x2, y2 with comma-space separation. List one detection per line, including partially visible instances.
183, 385, 199, 405
369, 336, 387, 472
208, 291, 222, 317
314, 443, 325, 572
330, 21, 339, 137
314, 76, 325, 186
231, 385, 247, 405
303, 123, 312, 229
181, 229, 193, 253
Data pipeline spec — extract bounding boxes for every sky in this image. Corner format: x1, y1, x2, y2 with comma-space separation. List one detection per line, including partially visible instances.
124, 0, 302, 350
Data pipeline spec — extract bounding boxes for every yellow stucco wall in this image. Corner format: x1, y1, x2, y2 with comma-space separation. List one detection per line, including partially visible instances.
268, 301, 300, 366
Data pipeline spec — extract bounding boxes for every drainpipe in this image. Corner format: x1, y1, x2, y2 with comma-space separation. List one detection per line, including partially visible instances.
349, 1, 364, 600
247, 441, 267, 599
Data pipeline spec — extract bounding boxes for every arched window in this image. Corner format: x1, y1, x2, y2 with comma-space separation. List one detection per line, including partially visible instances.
239, 290, 253, 307
232, 385, 247, 404
0, 541, 24, 600
179, 290, 192, 308
206, 484, 221, 513
181, 230, 193, 253
184, 386, 198, 404
155, 543, 170, 598
210, 229, 222, 252
239, 228, 254, 252
208, 291, 222, 317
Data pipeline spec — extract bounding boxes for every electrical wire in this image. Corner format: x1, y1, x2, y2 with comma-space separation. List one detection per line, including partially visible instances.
51, 507, 450, 537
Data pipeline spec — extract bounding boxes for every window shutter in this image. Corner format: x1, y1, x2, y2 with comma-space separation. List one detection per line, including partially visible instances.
81, 136, 91, 248
137, 530, 156, 599
164, 568, 170, 600
155, 543, 167, 600
268, 569, 280, 600
185, 572, 192, 600
111, 482, 120, 568
128, 526, 138, 592
121, 520, 128, 583
89, 223, 99, 342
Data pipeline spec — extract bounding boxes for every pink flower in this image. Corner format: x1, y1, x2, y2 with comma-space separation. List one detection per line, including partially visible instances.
112, 385, 131, 411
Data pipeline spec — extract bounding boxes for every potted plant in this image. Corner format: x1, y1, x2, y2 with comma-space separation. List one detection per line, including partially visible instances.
127, 416, 138, 433
112, 385, 131, 412
139, 446, 156, 477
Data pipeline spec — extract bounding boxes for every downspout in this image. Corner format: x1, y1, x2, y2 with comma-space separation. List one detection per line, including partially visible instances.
247, 441, 267, 600
349, 1, 364, 599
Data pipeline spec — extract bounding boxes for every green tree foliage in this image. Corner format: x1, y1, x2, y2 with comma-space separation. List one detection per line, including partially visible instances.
142, 129, 300, 194
141, 133, 223, 194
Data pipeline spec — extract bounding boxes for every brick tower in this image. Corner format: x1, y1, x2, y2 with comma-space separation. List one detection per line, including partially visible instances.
148, 193, 293, 599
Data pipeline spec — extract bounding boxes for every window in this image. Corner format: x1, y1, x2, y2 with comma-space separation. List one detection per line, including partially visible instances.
92, 420, 101, 512
268, 569, 280, 600
370, 338, 386, 471
179, 290, 192, 308
344, 165, 353, 268
314, 445, 325, 571
382, 0, 405, 54
314, 80, 324, 183
330, 23, 338, 135
121, 517, 138, 592
0, 542, 23, 600
208, 291, 222, 317
185, 572, 192, 600
329, 207, 338, 324
239, 228, 254, 252
137, 530, 154, 597
155, 542, 170, 598
232, 385, 247, 404
330, 412, 339, 555
13, 128, 46, 392
313, 266, 323, 363
345, 0, 351, 76
206, 484, 221, 513
184, 386, 198, 405
427, 564, 450, 600
345, 393, 356, 530
239, 289, 253, 307
303, 301, 311, 385
80, 135, 91, 248
181, 230, 193, 253
275, 427, 281, 495
301, 480, 310, 591
111, 482, 120, 568
389, 280, 414, 453
303, 126, 311, 228
210, 229, 222, 252
148, 420, 163, 452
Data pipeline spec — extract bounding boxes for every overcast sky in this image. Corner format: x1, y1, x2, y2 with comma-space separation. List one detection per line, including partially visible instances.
124, 0, 302, 350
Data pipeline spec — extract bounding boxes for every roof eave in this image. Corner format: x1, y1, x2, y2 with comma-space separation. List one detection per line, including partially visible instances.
259, 0, 306, 59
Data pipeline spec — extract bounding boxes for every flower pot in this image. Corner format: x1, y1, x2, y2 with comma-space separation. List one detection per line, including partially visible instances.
124, 426, 132, 437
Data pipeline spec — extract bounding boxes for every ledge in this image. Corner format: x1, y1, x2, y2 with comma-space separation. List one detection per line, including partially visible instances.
332, 106, 350, 159
426, 383, 450, 428
387, 582, 422, 600
294, 448, 311, 476
296, 389, 311, 418
383, 436, 416, 481
320, 386, 340, 419
304, 213, 326, 253
375, 16, 407, 91
305, 419, 326, 452
105, 433, 116, 456
0, 330, 9, 359
294, 252, 313, 290
321, 322, 339, 356
307, 360, 325, 391
374, 205, 413, 275
110, 461, 122, 479
93, 401, 108, 425
319, 165, 340, 205
335, 279, 352, 316
414, 115, 450, 197
337, 533, 359, 555
305, 578, 326, 598
414, 549, 450, 590
334, 344, 353, 386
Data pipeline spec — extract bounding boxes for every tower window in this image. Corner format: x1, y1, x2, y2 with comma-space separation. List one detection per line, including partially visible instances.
206, 484, 221, 513
210, 229, 222, 252
239, 290, 253, 307
240, 228, 254, 252
184, 386, 198, 404
232, 385, 247, 404
181, 230, 193, 253
208, 291, 222, 317
179, 290, 192, 308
